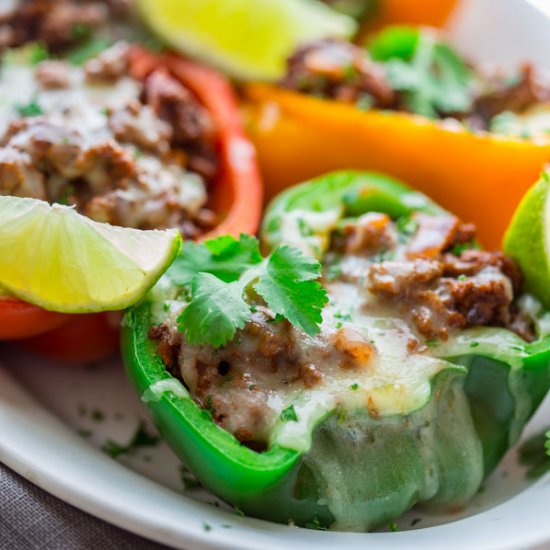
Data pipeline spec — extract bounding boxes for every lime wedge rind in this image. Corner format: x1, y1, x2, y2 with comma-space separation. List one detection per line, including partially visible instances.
503, 171, 550, 309
0, 196, 182, 313
138, 0, 357, 81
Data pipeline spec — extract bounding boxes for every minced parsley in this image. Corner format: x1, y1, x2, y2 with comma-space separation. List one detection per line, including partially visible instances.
102, 421, 160, 459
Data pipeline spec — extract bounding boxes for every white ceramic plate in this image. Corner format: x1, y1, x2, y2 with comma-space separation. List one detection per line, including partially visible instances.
1, 346, 550, 550
2, 0, 550, 548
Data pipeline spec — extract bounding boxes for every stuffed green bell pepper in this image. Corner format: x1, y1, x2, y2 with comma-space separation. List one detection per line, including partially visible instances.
122, 170, 550, 531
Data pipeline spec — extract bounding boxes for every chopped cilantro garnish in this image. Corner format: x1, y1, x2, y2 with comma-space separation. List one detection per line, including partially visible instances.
343, 63, 357, 81
518, 429, 550, 479
369, 248, 395, 263
168, 235, 327, 348
28, 43, 49, 65
234, 506, 245, 517
280, 405, 299, 422
334, 311, 352, 321
395, 215, 419, 236
425, 339, 439, 347
451, 242, 476, 256
388, 521, 399, 532
71, 23, 92, 40
297, 217, 314, 237
304, 516, 328, 531
324, 262, 342, 282
16, 99, 43, 117
350, 383, 360, 390
68, 38, 111, 65
180, 464, 201, 491
356, 93, 374, 111
469, 341, 480, 348
101, 421, 160, 459
369, 27, 475, 118
57, 185, 75, 206
203, 522, 212, 532
458, 274, 468, 281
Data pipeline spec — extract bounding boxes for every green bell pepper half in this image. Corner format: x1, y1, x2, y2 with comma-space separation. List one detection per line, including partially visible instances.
122, 170, 550, 531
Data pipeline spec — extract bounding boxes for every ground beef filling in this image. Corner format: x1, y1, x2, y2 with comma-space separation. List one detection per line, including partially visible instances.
0, 42, 218, 236
0, 0, 131, 52
335, 211, 530, 341
150, 210, 534, 448
281, 39, 550, 128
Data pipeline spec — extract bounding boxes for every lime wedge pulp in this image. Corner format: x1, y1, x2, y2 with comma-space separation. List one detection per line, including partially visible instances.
137, 0, 357, 80
503, 171, 550, 308
0, 196, 182, 313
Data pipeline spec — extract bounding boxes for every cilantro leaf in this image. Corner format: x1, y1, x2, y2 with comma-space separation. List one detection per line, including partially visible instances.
68, 37, 111, 65
173, 235, 328, 348
370, 26, 475, 118
168, 234, 261, 285
254, 246, 327, 336
179, 273, 250, 348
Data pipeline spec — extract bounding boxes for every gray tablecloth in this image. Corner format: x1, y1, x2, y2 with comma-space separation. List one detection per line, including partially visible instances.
0, 463, 171, 549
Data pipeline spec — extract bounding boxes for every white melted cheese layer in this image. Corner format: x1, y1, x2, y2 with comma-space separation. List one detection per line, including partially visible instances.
269, 279, 460, 452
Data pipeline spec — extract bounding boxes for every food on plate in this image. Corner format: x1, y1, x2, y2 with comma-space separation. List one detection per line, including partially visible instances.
1, 43, 217, 235
323, 0, 457, 30
504, 172, 550, 309
0, 196, 181, 312
245, 26, 550, 248
123, 171, 550, 531
0, 41, 263, 355
0, 0, 133, 52
136, 0, 357, 80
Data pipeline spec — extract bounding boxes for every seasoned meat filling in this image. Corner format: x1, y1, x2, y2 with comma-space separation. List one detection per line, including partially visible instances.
335, 211, 526, 340
0, 0, 131, 51
281, 39, 395, 109
152, 209, 535, 447
281, 38, 550, 131
0, 43, 218, 235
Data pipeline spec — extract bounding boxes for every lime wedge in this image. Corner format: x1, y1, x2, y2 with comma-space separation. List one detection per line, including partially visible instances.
503, 172, 550, 308
0, 196, 182, 313
137, 0, 357, 80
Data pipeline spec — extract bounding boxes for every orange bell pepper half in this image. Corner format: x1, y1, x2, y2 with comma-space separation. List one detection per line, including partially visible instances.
245, 83, 550, 249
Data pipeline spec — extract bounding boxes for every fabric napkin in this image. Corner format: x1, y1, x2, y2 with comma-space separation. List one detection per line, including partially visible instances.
0, 463, 171, 549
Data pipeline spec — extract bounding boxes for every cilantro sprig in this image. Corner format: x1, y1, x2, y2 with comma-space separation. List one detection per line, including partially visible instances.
167, 235, 328, 348
369, 26, 475, 118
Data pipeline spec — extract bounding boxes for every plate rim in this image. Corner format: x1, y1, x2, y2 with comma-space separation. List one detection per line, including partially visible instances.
1, 362, 550, 550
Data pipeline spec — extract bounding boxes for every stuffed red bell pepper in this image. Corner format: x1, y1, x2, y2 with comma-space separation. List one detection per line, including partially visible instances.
0, 41, 262, 361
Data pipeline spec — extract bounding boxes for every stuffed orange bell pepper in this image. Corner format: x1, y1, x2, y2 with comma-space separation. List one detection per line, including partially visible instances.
0, 43, 262, 362
245, 26, 550, 249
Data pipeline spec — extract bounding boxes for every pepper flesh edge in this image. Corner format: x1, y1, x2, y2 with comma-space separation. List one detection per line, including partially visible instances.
245, 83, 550, 249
